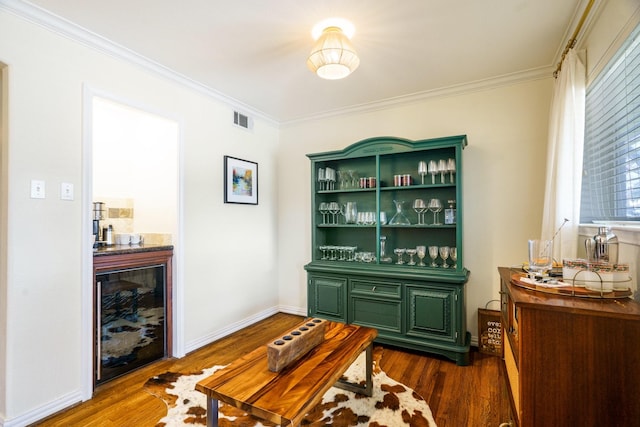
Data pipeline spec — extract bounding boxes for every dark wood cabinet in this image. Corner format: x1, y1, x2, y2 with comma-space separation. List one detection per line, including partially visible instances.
498, 266, 640, 426
93, 246, 173, 385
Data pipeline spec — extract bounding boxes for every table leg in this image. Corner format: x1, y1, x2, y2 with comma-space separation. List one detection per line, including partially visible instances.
335, 343, 373, 397
206, 396, 219, 427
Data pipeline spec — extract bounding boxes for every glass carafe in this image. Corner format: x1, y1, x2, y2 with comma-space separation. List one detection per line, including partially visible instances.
389, 200, 411, 225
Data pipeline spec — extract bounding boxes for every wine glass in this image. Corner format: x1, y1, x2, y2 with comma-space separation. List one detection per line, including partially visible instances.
450, 247, 457, 269
328, 202, 340, 224
416, 245, 426, 266
413, 199, 426, 224
439, 246, 450, 268
428, 160, 438, 184
394, 248, 406, 265
348, 170, 357, 189
438, 159, 447, 183
447, 158, 456, 183
428, 246, 439, 267
418, 161, 428, 185
428, 198, 443, 225
406, 248, 417, 265
319, 202, 329, 224
318, 168, 326, 191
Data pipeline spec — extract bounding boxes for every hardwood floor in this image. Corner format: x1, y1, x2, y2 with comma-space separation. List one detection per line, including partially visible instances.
33, 313, 511, 426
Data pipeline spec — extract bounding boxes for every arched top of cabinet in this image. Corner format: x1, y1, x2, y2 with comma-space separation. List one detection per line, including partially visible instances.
306, 135, 468, 161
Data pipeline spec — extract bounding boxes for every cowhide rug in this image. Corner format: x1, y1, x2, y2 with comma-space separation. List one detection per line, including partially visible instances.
144, 346, 437, 427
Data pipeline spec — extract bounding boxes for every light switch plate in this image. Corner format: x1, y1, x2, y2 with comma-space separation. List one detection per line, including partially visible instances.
60, 182, 74, 200
30, 180, 45, 199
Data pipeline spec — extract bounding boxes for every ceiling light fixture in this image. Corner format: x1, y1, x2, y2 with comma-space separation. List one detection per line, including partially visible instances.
307, 20, 360, 80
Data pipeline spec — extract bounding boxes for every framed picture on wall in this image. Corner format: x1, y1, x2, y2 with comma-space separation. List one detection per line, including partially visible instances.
224, 156, 258, 205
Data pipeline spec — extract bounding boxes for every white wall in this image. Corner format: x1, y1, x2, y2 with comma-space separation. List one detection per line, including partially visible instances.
277, 78, 554, 341
0, 8, 279, 424
92, 96, 179, 236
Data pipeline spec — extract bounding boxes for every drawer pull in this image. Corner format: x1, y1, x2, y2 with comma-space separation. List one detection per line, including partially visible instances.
372, 286, 377, 292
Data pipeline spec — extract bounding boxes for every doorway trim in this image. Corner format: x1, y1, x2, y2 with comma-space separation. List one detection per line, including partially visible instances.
81, 84, 185, 399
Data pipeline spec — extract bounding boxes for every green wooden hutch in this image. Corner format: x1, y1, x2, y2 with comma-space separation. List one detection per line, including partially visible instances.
304, 135, 471, 365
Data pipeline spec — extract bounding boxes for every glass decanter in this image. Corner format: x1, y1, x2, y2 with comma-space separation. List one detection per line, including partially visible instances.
389, 200, 411, 225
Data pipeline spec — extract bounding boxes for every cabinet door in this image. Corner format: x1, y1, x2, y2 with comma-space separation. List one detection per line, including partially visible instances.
307, 274, 347, 322
406, 286, 458, 343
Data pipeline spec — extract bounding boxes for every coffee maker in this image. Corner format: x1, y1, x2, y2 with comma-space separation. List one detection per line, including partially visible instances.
92, 202, 105, 247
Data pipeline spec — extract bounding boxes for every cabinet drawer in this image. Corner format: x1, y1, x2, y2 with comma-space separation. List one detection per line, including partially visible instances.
351, 279, 402, 298
350, 296, 403, 333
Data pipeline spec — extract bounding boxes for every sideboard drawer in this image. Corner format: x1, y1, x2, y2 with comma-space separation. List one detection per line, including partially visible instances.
350, 296, 403, 333
351, 279, 402, 299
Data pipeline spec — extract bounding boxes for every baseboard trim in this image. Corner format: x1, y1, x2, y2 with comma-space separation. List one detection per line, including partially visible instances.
1, 389, 83, 427
184, 305, 306, 354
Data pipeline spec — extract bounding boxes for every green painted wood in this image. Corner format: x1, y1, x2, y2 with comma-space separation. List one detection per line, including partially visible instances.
305, 135, 470, 365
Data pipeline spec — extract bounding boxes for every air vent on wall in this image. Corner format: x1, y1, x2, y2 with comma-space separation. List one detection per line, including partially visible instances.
233, 111, 251, 130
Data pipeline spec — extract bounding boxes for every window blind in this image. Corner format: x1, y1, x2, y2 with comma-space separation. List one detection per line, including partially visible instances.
581, 23, 640, 222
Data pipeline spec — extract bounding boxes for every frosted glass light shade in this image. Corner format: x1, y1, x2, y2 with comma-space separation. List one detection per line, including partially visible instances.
307, 26, 360, 80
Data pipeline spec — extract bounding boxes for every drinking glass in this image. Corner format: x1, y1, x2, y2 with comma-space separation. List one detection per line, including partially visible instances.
439, 246, 450, 268
450, 247, 457, 269
428, 160, 438, 184
528, 239, 553, 278
418, 161, 428, 185
416, 245, 426, 266
318, 168, 326, 191
447, 158, 456, 183
428, 246, 439, 267
394, 248, 406, 265
328, 202, 340, 224
406, 248, 417, 265
438, 159, 447, 183
348, 170, 357, 189
413, 199, 427, 224
428, 198, 443, 225
325, 167, 335, 190
319, 202, 329, 224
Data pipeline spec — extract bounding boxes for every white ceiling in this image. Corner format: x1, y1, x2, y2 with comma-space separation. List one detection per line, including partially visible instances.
22, 0, 585, 123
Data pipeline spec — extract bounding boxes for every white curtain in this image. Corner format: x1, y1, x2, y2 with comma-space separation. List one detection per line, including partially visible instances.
541, 49, 586, 261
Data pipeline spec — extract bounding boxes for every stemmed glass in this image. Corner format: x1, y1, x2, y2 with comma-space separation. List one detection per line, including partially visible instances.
394, 248, 406, 265
318, 168, 326, 191
439, 246, 450, 268
319, 202, 329, 224
406, 248, 417, 265
428, 198, 443, 225
428, 160, 438, 184
418, 161, 428, 185
416, 245, 426, 266
438, 159, 447, 184
413, 199, 427, 224
428, 246, 439, 267
447, 158, 456, 183
348, 170, 357, 189
328, 202, 340, 224
450, 247, 458, 269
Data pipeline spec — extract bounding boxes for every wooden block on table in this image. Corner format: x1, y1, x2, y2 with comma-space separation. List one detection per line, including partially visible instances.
267, 318, 327, 372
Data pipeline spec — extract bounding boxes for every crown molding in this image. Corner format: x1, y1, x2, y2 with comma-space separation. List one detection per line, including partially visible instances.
281, 65, 553, 127
0, 0, 279, 125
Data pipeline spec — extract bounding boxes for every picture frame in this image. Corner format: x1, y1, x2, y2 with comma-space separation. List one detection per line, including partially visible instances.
224, 156, 258, 205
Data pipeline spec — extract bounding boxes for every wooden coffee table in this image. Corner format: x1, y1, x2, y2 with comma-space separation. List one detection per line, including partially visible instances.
196, 321, 378, 427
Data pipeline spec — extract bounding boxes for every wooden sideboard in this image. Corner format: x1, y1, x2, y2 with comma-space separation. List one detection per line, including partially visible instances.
498, 266, 640, 427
